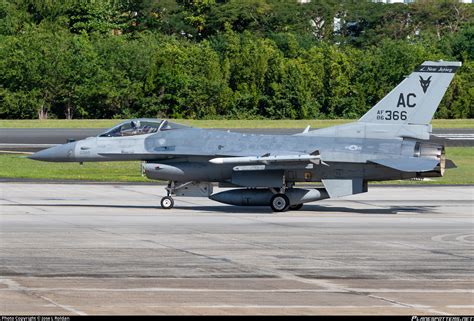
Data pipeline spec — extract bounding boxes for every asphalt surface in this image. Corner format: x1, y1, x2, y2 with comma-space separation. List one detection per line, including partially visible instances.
0, 128, 473, 152
1, 183, 473, 315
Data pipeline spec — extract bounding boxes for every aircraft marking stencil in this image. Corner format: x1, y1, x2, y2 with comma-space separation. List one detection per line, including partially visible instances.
419, 76, 431, 93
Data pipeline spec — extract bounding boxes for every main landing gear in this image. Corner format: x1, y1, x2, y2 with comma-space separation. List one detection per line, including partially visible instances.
289, 203, 303, 211
269, 193, 303, 212
270, 194, 290, 212
268, 184, 304, 212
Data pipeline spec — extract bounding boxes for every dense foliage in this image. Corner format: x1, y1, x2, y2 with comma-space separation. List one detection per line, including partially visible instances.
0, 0, 472, 120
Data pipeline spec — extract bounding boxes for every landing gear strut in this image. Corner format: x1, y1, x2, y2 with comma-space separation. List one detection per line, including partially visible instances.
160, 181, 175, 209
161, 181, 199, 209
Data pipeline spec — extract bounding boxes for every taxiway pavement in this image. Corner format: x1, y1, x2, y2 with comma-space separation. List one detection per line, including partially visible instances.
0, 183, 473, 315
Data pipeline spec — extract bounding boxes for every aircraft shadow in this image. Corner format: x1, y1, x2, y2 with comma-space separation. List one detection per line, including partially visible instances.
177, 205, 437, 215
6, 203, 436, 215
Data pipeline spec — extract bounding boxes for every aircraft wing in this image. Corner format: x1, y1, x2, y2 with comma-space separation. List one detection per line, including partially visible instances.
97, 150, 325, 165
369, 157, 440, 172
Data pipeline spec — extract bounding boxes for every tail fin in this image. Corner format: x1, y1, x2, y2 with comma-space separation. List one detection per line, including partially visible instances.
359, 61, 461, 125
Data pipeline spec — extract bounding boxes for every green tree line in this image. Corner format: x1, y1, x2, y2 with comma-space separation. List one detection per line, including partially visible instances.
0, 0, 472, 120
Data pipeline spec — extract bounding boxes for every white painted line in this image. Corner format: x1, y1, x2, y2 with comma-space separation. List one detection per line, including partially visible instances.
433, 134, 474, 136
0, 143, 58, 147
37, 294, 88, 316
368, 294, 449, 315
146, 305, 395, 309
433, 134, 474, 140
0, 151, 34, 154
0, 287, 471, 293
0, 278, 87, 315
447, 305, 474, 308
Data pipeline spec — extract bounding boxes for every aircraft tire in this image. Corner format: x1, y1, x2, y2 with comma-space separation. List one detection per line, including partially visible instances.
289, 204, 303, 211
161, 196, 174, 209
270, 194, 290, 212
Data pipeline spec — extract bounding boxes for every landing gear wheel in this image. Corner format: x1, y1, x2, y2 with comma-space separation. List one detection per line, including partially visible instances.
290, 204, 303, 211
270, 194, 290, 212
161, 196, 174, 209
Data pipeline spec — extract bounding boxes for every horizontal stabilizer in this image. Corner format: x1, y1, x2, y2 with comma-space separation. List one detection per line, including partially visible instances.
445, 159, 457, 169
370, 157, 439, 172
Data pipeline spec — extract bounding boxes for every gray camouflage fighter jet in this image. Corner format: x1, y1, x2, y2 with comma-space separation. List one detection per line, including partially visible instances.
30, 61, 460, 212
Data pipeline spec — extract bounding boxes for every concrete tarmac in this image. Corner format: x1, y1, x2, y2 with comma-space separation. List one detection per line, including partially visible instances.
0, 183, 473, 315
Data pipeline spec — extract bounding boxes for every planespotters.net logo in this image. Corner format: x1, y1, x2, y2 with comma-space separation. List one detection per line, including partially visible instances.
412, 317, 474, 321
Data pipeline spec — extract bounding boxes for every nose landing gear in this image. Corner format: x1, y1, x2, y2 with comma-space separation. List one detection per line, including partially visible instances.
160, 181, 176, 209
160, 181, 206, 209
160, 196, 174, 209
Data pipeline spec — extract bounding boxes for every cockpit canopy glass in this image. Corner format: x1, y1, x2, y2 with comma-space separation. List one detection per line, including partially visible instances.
99, 119, 187, 137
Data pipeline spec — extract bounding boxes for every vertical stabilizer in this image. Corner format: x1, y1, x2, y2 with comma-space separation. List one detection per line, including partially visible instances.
359, 61, 461, 126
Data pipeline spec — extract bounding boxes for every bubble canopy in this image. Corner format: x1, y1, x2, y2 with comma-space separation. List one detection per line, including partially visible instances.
98, 119, 188, 137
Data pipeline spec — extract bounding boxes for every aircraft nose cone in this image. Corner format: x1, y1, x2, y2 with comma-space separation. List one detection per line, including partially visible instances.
28, 142, 77, 162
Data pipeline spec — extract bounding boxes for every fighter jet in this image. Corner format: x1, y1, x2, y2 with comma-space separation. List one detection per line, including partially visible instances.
30, 61, 460, 212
